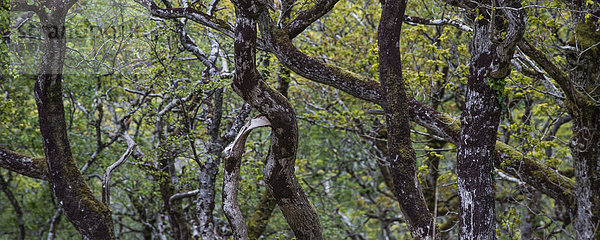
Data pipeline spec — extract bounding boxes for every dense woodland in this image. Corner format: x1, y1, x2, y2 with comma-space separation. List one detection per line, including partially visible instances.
0, 0, 599, 239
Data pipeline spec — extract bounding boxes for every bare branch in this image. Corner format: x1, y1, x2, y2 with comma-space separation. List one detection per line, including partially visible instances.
10, 11, 34, 30
517, 40, 580, 104
10, 0, 40, 13
404, 15, 472, 32
102, 134, 137, 205
134, 0, 234, 38
169, 189, 200, 206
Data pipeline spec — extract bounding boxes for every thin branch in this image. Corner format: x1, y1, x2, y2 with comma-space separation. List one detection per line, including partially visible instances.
10, 0, 40, 13
102, 134, 137, 205
518, 39, 580, 104
404, 16, 472, 32
169, 189, 200, 206
134, 0, 234, 38
286, 0, 340, 38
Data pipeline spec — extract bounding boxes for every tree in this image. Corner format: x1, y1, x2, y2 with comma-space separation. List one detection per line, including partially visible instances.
8, 0, 114, 239
2, 0, 600, 239
378, 0, 435, 238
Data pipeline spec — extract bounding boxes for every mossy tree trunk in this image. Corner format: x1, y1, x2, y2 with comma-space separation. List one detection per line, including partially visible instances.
378, 0, 436, 238
566, 1, 600, 238
9, 0, 116, 239
246, 65, 289, 240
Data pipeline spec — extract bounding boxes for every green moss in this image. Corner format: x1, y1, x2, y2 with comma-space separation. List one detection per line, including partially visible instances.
438, 114, 462, 135
495, 141, 524, 160
33, 157, 49, 179
573, 22, 600, 52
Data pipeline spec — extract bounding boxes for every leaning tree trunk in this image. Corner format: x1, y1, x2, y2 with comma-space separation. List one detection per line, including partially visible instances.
457, 1, 524, 239
230, 0, 323, 238
377, 0, 436, 238
29, 2, 115, 239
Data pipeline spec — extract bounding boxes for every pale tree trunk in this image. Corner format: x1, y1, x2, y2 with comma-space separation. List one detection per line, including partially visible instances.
378, 0, 436, 238
457, 0, 524, 239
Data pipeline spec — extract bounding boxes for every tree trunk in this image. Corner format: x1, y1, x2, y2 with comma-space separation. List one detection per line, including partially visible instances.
457, 1, 524, 239
33, 5, 114, 239
566, 2, 600, 237
378, 0, 436, 238
231, 1, 323, 238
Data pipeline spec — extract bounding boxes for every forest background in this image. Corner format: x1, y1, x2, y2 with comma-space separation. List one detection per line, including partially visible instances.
1, 0, 599, 239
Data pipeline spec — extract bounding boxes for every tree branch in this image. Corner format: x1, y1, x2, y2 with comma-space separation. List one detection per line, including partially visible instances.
10, 0, 40, 13
404, 15, 472, 32
0, 147, 48, 180
134, 0, 234, 38
169, 189, 200, 206
517, 39, 580, 104
102, 134, 136, 205
259, 19, 382, 103
222, 116, 271, 240
286, 0, 340, 38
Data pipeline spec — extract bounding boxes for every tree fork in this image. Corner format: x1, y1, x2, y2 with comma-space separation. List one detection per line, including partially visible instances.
231, 0, 323, 239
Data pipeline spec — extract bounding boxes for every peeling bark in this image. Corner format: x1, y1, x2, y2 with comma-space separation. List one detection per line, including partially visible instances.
222, 116, 271, 239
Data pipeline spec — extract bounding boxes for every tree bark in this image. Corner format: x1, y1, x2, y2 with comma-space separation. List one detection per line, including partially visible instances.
32, 2, 115, 238
565, 2, 600, 238
378, 0, 436, 238
457, 1, 524, 239
231, 1, 323, 238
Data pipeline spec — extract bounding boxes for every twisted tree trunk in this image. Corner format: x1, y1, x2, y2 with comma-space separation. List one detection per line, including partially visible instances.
16, 1, 115, 238
230, 1, 323, 238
